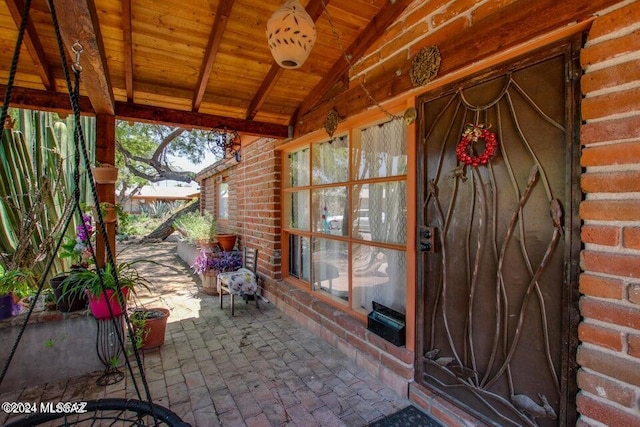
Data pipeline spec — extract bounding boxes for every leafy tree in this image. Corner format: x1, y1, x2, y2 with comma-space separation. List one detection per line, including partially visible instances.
115, 122, 230, 203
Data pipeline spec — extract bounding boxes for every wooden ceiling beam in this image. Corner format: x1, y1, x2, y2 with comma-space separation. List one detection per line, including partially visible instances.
0, 84, 288, 137
0, 84, 93, 113
192, 0, 235, 111
245, 0, 329, 121
6, 0, 55, 91
122, 0, 134, 101
294, 0, 414, 121
50, 0, 115, 115
116, 102, 288, 138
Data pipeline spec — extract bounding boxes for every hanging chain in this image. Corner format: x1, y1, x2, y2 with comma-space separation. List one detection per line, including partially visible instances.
320, 1, 402, 120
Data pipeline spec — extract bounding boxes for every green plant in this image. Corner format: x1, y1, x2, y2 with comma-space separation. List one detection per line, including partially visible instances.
0, 264, 35, 298
59, 260, 153, 302
173, 211, 216, 243
129, 310, 149, 352
0, 111, 95, 279
108, 355, 120, 368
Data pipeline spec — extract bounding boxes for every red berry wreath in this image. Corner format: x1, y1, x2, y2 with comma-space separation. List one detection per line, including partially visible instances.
455, 124, 498, 167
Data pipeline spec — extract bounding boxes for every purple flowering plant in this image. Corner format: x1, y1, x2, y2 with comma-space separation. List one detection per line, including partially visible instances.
60, 213, 95, 266
192, 249, 242, 275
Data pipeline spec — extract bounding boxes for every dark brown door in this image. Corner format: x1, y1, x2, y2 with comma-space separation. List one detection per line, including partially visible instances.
416, 39, 582, 427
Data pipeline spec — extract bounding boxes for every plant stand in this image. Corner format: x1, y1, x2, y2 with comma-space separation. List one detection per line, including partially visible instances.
95, 315, 125, 386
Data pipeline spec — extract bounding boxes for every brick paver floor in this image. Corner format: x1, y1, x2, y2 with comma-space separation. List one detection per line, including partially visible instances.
0, 241, 410, 426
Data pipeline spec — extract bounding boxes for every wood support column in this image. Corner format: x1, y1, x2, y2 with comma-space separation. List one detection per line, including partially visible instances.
95, 114, 116, 267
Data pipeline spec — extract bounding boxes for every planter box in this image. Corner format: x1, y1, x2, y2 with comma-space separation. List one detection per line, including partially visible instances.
0, 313, 104, 393
176, 239, 200, 268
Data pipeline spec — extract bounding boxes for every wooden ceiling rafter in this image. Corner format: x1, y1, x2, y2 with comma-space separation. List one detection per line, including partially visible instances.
5, 0, 55, 91
192, 0, 236, 112
294, 0, 414, 121
51, 0, 115, 115
245, 0, 328, 121
122, 0, 134, 101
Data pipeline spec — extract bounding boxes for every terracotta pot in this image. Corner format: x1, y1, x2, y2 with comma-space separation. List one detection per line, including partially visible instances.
86, 288, 129, 319
134, 307, 170, 349
216, 234, 237, 251
92, 165, 118, 184
50, 275, 87, 312
102, 204, 118, 223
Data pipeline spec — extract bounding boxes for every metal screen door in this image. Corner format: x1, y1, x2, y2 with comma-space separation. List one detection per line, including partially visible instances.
416, 39, 582, 427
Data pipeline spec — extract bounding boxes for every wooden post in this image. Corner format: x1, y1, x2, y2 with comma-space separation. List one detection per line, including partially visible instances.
95, 114, 116, 267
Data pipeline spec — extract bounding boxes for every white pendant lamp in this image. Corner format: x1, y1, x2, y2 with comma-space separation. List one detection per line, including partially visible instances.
266, 0, 317, 69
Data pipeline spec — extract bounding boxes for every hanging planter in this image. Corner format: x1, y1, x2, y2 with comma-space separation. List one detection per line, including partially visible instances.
92, 164, 119, 184
100, 202, 119, 223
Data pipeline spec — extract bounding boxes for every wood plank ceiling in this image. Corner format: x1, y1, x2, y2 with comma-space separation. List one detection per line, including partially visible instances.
0, 0, 414, 138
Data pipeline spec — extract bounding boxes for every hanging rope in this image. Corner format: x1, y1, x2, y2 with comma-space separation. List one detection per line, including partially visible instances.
0, 0, 32, 128
0, 3, 159, 423
46, 0, 155, 408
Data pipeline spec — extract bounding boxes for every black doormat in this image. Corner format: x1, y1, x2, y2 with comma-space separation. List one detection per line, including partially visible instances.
368, 405, 443, 427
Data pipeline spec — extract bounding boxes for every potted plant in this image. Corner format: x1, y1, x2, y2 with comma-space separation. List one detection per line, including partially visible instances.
53, 212, 94, 312
215, 233, 237, 251
173, 211, 217, 248
60, 260, 152, 319
98, 202, 121, 223
191, 249, 242, 295
129, 307, 170, 349
92, 163, 119, 184
0, 265, 35, 319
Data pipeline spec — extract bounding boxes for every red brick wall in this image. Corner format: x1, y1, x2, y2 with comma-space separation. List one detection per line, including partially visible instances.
199, 138, 282, 280
578, 2, 640, 426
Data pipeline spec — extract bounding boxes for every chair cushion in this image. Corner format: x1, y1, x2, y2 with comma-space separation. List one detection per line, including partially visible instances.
218, 268, 257, 296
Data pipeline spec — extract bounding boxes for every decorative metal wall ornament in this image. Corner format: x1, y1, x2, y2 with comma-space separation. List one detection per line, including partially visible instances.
266, 0, 317, 69
409, 46, 441, 87
324, 108, 340, 138
209, 127, 242, 160
403, 107, 417, 125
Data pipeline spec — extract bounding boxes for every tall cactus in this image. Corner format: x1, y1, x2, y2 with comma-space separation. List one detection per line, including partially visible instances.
0, 109, 96, 280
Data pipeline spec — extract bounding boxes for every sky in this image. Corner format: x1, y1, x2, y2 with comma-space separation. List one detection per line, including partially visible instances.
161, 151, 218, 188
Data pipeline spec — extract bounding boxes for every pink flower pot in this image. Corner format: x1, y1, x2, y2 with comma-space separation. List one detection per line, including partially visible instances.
86, 288, 129, 319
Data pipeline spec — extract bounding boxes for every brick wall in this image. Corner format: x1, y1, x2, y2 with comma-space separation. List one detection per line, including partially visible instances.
577, 2, 640, 426
199, 138, 282, 281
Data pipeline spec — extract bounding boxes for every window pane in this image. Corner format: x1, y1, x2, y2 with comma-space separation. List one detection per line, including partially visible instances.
352, 244, 406, 315
312, 187, 348, 236
312, 238, 348, 306
284, 190, 309, 231
312, 135, 349, 184
289, 234, 310, 281
288, 148, 310, 187
218, 182, 229, 219
352, 181, 407, 244
354, 118, 407, 180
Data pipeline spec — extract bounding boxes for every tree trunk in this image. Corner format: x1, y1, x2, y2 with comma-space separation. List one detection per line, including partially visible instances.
141, 200, 200, 242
